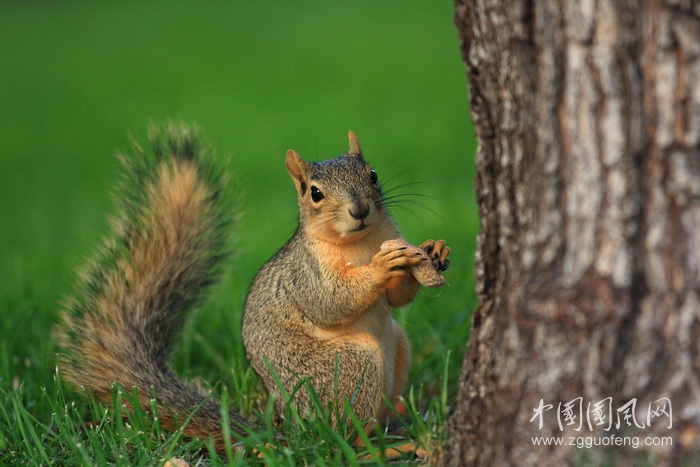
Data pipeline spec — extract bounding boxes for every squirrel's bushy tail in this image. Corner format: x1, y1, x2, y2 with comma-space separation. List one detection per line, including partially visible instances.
55, 124, 247, 449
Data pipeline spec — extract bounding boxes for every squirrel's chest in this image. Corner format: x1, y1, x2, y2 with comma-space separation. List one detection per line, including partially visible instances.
317, 235, 385, 268
320, 218, 399, 265
339, 247, 375, 267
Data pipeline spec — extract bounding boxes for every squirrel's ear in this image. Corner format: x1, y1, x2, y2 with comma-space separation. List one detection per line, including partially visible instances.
285, 149, 309, 197
347, 131, 363, 159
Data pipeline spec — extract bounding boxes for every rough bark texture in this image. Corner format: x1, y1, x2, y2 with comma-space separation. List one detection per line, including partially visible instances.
444, 1, 700, 465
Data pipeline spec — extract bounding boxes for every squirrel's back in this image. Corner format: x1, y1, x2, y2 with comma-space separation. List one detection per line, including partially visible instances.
54, 124, 247, 449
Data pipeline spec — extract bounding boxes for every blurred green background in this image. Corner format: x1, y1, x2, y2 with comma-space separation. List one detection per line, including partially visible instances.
0, 0, 475, 412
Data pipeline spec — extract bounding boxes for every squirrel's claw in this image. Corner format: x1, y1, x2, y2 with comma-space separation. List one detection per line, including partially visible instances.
420, 239, 451, 272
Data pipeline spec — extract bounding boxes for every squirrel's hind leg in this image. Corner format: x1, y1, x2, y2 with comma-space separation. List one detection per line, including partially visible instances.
269, 338, 384, 426
318, 341, 384, 425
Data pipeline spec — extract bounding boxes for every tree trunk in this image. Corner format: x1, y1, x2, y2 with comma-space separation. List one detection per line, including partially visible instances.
444, 1, 700, 465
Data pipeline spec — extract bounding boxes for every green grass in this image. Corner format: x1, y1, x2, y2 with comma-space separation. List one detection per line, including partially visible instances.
0, 1, 476, 465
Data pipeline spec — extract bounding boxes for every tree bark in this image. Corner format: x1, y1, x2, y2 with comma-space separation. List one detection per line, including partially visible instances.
444, 1, 700, 465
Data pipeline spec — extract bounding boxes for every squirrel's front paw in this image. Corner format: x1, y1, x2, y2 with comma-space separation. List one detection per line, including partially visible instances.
371, 244, 426, 282
420, 239, 451, 272
379, 239, 446, 288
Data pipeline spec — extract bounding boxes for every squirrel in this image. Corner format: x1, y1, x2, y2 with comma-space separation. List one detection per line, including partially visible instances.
54, 124, 451, 455
243, 133, 450, 428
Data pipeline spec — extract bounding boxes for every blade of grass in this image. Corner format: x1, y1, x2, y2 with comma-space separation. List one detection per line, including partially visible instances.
9, 385, 51, 465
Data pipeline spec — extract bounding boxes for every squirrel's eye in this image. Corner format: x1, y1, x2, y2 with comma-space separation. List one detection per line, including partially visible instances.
310, 186, 325, 203
370, 169, 378, 184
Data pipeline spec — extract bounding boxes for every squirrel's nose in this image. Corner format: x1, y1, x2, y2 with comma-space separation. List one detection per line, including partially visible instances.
349, 202, 370, 220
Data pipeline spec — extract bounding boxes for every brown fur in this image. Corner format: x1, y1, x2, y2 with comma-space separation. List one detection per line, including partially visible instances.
55, 128, 450, 458
55, 126, 247, 452
242, 132, 451, 433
